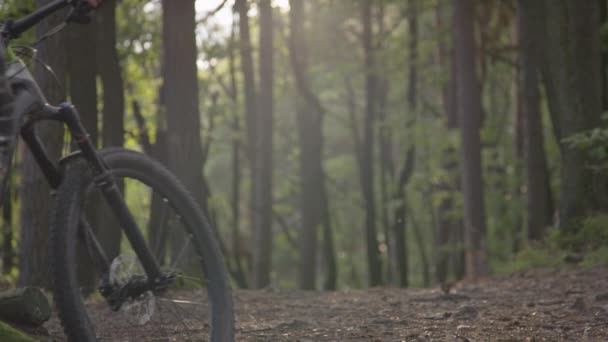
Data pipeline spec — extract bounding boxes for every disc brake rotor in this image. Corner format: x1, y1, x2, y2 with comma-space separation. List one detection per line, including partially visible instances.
109, 255, 156, 325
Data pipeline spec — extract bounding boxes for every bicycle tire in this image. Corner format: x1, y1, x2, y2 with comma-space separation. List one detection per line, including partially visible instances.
50, 148, 234, 341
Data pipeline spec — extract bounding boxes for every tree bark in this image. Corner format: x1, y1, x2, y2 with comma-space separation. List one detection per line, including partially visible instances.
18, 0, 67, 287
517, 0, 554, 241
289, 0, 336, 290
235, 0, 259, 281
253, 0, 274, 289
435, 1, 461, 284
540, 0, 606, 232
68, 20, 97, 146
361, 0, 382, 287
453, 0, 489, 279
2, 185, 13, 275
98, 0, 124, 152
67, 9, 99, 292
600, 0, 608, 112
228, 17, 248, 289
161, 0, 206, 207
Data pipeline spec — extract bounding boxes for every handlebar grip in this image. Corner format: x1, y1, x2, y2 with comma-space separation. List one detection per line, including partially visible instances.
7, 0, 70, 39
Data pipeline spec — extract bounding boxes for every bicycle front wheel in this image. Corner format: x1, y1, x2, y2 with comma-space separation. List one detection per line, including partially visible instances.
50, 148, 234, 341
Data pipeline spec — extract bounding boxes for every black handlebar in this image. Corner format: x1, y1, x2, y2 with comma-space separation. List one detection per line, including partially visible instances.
2, 0, 85, 41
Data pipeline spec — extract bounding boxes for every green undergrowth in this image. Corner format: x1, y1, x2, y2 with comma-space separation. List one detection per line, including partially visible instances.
0, 321, 37, 342
495, 214, 608, 274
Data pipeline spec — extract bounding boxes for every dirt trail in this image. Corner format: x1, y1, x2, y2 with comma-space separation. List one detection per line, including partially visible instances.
234, 266, 608, 341
39, 265, 608, 341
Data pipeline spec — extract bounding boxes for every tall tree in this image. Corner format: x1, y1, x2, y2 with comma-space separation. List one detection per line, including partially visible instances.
67, 9, 98, 290
517, 0, 554, 241
161, 1, 207, 208
235, 0, 258, 283
18, 0, 67, 286
360, 0, 382, 286
453, 0, 488, 279
253, 0, 274, 288
540, 0, 606, 231
359, 0, 382, 286
289, 0, 337, 290
228, 15, 248, 289
434, 0, 462, 284
67, 20, 97, 146
388, 0, 419, 288
96, 0, 124, 261
98, 0, 124, 151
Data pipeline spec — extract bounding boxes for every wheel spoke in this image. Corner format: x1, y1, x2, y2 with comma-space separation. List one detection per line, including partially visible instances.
170, 233, 193, 271
153, 198, 169, 260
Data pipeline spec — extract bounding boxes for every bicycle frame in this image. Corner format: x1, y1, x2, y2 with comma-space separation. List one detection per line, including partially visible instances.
6, 58, 164, 286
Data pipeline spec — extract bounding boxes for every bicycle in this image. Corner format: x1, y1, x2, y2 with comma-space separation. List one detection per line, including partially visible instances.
1, 1, 234, 341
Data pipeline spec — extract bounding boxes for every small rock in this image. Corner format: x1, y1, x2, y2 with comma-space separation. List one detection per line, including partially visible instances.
457, 324, 476, 333
565, 288, 584, 296
537, 299, 564, 306
371, 318, 395, 325
275, 319, 311, 330
507, 320, 521, 327
571, 297, 587, 311
595, 292, 608, 302
453, 306, 479, 320
423, 312, 452, 320
455, 326, 475, 342
591, 305, 607, 317
564, 253, 584, 264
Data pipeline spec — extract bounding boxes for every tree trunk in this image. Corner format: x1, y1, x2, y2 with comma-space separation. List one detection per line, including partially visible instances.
235, 0, 259, 281
67, 21, 97, 146
161, 0, 206, 207
18, 0, 67, 287
361, 0, 382, 287
453, 0, 488, 279
511, 22, 525, 252
253, 0, 274, 289
98, 0, 124, 153
289, 0, 336, 290
320, 175, 337, 290
228, 18, 248, 289
540, 0, 606, 232
435, 1, 460, 284
375, 2, 393, 285
600, 0, 608, 112
517, 0, 554, 241
2, 185, 13, 275
67, 10, 98, 292
98, 0, 125, 177
392, 148, 414, 287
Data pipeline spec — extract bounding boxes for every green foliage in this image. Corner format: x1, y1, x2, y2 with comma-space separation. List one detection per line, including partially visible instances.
0, 321, 36, 342
497, 214, 608, 274
494, 243, 564, 275
555, 214, 608, 251
564, 127, 608, 170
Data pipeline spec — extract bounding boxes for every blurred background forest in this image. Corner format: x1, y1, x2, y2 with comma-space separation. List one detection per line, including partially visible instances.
1, 0, 608, 291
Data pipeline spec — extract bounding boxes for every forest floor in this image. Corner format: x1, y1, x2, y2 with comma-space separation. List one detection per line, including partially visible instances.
31, 264, 608, 341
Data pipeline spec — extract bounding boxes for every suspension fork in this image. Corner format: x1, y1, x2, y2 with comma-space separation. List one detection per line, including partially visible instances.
22, 103, 163, 283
